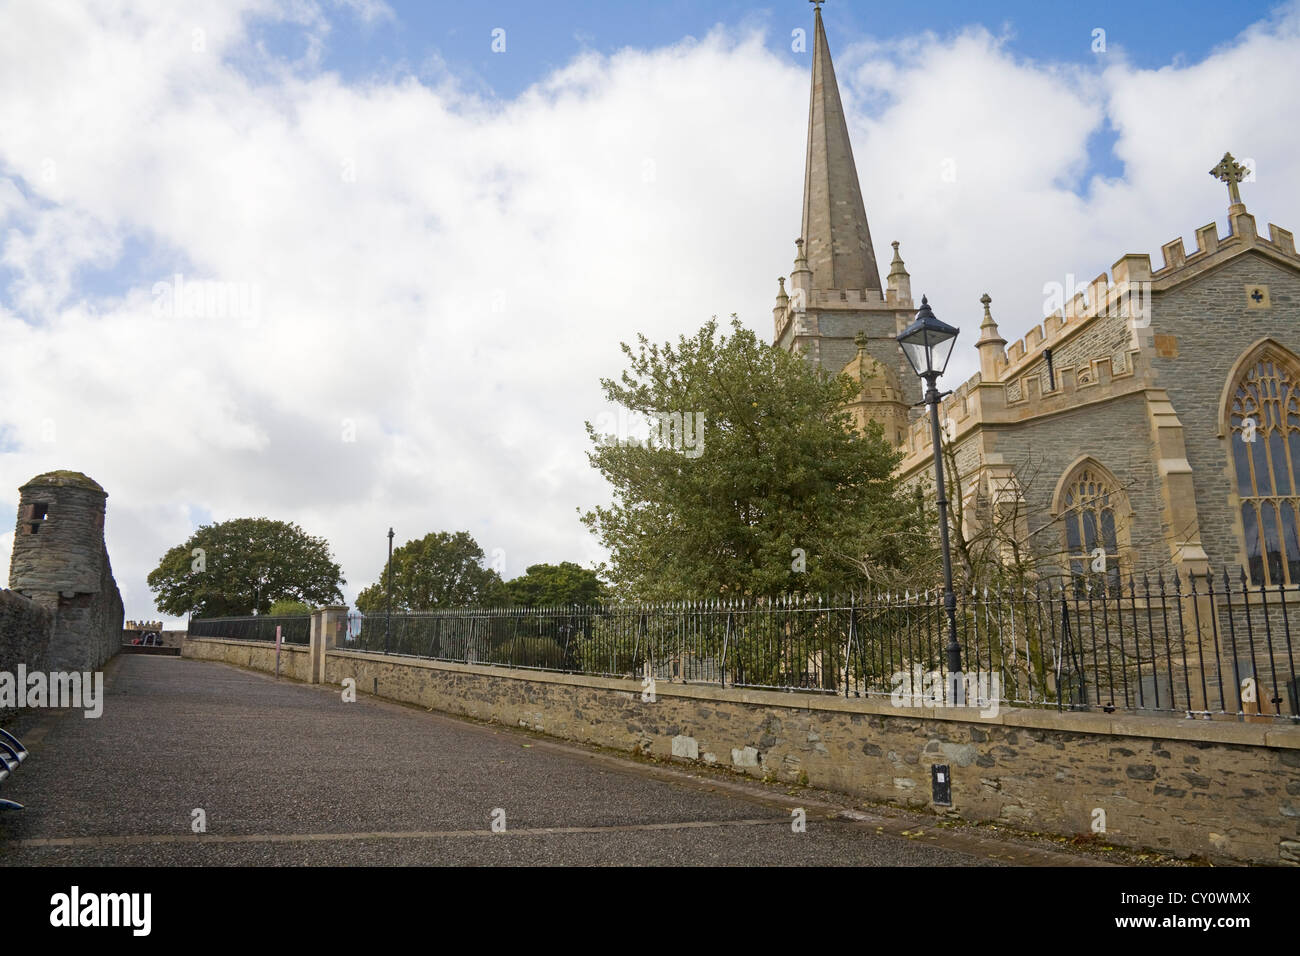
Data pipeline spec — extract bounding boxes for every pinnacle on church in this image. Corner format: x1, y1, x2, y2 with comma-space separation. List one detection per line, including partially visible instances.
978, 292, 997, 330
976, 292, 1007, 380
887, 240, 908, 279
800, 3, 882, 294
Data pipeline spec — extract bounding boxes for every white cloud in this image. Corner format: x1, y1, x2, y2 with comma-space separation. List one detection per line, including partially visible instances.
1, 1, 1298, 621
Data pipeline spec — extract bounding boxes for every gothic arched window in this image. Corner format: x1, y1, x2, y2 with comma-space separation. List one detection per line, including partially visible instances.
1057, 462, 1127, 592
1227, 347, 1300, 586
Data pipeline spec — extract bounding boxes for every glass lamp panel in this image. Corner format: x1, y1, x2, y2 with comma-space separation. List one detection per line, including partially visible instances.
900, 339, 929, 377
929, 332, 957, 375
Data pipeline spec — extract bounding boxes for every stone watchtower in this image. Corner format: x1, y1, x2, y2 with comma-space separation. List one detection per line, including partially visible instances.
8, 470, 123, 670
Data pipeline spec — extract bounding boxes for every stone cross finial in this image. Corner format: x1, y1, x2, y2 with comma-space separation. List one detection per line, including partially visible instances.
1210, 151, 1249, 207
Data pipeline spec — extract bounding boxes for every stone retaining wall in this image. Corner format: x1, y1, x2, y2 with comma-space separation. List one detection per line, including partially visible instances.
183, 637, 311, 683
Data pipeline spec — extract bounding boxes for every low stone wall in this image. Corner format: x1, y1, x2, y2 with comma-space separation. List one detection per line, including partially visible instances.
0, 589, 55, 719
182, 636, 1300, 865
182, 637, 311, 683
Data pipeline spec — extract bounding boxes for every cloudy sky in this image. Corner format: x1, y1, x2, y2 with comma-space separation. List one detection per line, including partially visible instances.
2, 0, 1298, 623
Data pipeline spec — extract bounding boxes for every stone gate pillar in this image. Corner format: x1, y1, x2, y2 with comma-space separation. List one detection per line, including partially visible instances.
309, 605, 348, 685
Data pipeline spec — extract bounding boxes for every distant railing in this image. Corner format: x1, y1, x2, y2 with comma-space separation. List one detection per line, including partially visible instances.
189, 615, 310, 646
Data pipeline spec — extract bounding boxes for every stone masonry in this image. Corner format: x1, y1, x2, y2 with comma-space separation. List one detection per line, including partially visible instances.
6, 470, 123, 673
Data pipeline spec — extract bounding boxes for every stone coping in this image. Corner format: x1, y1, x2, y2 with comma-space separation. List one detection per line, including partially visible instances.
324, 647, 1300, 750
187, 637, 307, 652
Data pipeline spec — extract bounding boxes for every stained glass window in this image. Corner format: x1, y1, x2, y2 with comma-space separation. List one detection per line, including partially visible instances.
1228, 351, 1300, 585
1061, 464, 1124, 592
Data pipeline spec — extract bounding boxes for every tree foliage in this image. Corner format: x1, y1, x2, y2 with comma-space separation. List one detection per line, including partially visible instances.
147, 517, 344, 617
354, 531, 507, 612
581, 317, 927, 599
268, 599, 313, 616
505, 562, 607, 607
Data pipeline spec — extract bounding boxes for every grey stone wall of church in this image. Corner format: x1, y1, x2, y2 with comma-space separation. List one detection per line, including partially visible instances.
1147, 252, 1300, 573
986, 393, 1167, 574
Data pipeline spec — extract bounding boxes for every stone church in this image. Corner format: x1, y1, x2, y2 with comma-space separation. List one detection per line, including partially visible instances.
772, 6, 1300, 589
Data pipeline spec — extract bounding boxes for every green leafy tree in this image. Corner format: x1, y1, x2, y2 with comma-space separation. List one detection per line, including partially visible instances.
147, 518, 344, 617
505, 562, 608, 607
268, 599, 313, 616
354, 531, 508, 612
581, 317, 926, 599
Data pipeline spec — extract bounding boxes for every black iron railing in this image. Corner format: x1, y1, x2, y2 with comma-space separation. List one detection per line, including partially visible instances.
192, 570, 1300, 721
189, 615, 311, 645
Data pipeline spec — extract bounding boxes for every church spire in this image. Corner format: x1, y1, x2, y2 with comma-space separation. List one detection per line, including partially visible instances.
801, 3, 882, 294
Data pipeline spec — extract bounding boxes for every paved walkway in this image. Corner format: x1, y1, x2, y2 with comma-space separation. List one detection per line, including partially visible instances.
0, 655, 1108, 866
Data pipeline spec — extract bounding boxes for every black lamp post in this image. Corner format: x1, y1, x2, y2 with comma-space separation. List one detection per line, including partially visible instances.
897, 296, 963, 678
385, 527, 394, 654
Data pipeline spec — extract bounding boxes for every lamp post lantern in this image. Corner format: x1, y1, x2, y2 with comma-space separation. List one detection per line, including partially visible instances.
897, 295, 963, 678
385, 527, 394, 654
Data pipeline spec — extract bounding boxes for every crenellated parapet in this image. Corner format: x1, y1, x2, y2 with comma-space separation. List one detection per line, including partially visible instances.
902, 373, 985, 461
1151, 211, 1297, 283
899, 204, 1300, 476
